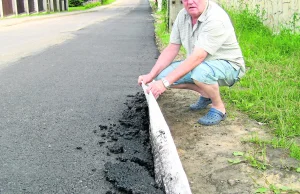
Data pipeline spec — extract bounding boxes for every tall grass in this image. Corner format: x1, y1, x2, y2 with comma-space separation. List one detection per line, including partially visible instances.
221, 8, 300, 159
153, 4, 300, 160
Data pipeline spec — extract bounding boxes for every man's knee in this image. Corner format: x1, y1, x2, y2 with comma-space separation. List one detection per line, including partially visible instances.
193, 79, 218, 89
191, 71, 218, 86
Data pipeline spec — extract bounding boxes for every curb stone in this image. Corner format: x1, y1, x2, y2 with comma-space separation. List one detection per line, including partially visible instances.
142, 83, 192, 194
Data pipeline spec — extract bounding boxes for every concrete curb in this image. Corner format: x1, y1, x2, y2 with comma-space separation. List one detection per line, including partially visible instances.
142, 83, 192, 194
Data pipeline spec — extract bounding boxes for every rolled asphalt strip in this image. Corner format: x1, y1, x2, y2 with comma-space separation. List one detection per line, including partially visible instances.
142, 83, 192, 194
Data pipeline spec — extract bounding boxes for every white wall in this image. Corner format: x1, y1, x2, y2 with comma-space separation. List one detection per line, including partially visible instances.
215, 0, 300, 33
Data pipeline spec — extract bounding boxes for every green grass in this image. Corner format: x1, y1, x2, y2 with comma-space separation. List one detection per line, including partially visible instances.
0, 11, 56, 19
0, 0, 115, 20
68, 6, 86, 11
68, 0, 115, 11
155, 11, 170, 45
153, 5, 300, 160
221, 8, 300, 159
69, 1, 102, 11
102, 0, 115, 5
84, 2, 101, 9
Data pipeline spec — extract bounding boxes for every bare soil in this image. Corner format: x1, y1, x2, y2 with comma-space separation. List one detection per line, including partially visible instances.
157, 89, 300, 194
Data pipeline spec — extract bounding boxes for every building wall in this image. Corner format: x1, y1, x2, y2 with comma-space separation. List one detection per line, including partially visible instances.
1, 0, 68, 17
166, 0, 300, 33
214, 0, 300, 33
2, 0, 14, 16
168, 0, 183, 31
17, 0, 25, 14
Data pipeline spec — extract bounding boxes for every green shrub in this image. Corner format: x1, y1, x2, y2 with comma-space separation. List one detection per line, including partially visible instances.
84, 2, 101, 9
101, 0, 114, 5
69, 0, 84, 7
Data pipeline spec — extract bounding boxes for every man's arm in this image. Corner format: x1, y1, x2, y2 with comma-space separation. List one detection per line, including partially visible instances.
146, 47, 208, 98
138, 43, 181, 85
165, 47, 208, 84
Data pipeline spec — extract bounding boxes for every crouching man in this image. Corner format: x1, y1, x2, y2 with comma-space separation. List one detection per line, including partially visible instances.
138, 0, 245, 125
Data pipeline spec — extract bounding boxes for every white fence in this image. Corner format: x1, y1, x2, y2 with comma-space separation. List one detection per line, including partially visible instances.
0, 0, 68, 18
215, 0, 300, 33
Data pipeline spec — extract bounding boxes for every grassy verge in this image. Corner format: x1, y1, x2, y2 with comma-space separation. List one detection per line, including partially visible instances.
69, 0, 115, 11
0, 11, 56, 19
101, 0, 115, 5
0, 0, 116, 19
222, 7, 300, 160
68, 6, 86, 11
153, 3, 300, 160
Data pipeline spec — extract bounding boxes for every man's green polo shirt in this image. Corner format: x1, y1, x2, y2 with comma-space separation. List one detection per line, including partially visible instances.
170, 0, 246, 78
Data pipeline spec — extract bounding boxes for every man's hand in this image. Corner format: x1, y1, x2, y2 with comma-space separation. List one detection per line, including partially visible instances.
138, 74, 153, 86
147, 80, 166, 99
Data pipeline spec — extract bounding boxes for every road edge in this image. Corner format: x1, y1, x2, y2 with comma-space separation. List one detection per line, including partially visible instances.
142, 83, 192, 194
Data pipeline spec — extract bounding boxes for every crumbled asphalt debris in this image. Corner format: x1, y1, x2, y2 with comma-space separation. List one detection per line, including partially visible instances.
105, 191, 116, 194
99, 125, 108, 130
98, 141, 105, 146
76, 147, 82, 150
108, 143, 124, 154
105, 161, 164, 194
103, 92, 164, 194
110, 135, 118, 141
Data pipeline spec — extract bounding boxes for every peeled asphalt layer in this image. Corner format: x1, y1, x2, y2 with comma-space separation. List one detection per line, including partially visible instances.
104, 93, 164, 193
0, 0, 161, 193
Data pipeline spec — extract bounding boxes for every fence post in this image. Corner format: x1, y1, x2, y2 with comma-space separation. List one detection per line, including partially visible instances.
168, 0, 183, 32
24, 0, 29, 14
50, 0, 53, 11
12, 0, 18, 16
34, 0, 39, 13
157, 0, 162, 10
57, 0, 60, 11
65, 0, 68, 10
0, 0, 3, 18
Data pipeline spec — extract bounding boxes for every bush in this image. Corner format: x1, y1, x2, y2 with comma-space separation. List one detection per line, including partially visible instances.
69, 0, 84, 7
84, 2, 101, 9
101, 0, 114, 5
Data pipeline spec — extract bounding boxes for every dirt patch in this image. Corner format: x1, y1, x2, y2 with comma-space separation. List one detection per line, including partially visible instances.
99, 89, 300, 193
157, 89, 300, 194
102, 93, 164, 194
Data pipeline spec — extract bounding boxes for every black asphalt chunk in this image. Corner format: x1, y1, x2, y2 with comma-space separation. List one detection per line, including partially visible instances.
105, 161, 163, 194
76, 146, 83, 150
104, 92, 164, 193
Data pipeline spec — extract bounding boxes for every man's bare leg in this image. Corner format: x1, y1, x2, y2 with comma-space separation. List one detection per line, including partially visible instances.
171, 83, 209, 98
194, 80, 225, 114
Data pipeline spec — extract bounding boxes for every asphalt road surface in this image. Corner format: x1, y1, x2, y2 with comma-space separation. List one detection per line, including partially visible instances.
0, 0, 158, 193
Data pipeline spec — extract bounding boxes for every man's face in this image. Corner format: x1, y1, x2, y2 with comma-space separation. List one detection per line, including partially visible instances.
182, 0, 206, 18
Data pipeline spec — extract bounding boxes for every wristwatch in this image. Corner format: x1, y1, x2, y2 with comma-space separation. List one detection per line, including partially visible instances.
161, 78, 170, 88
